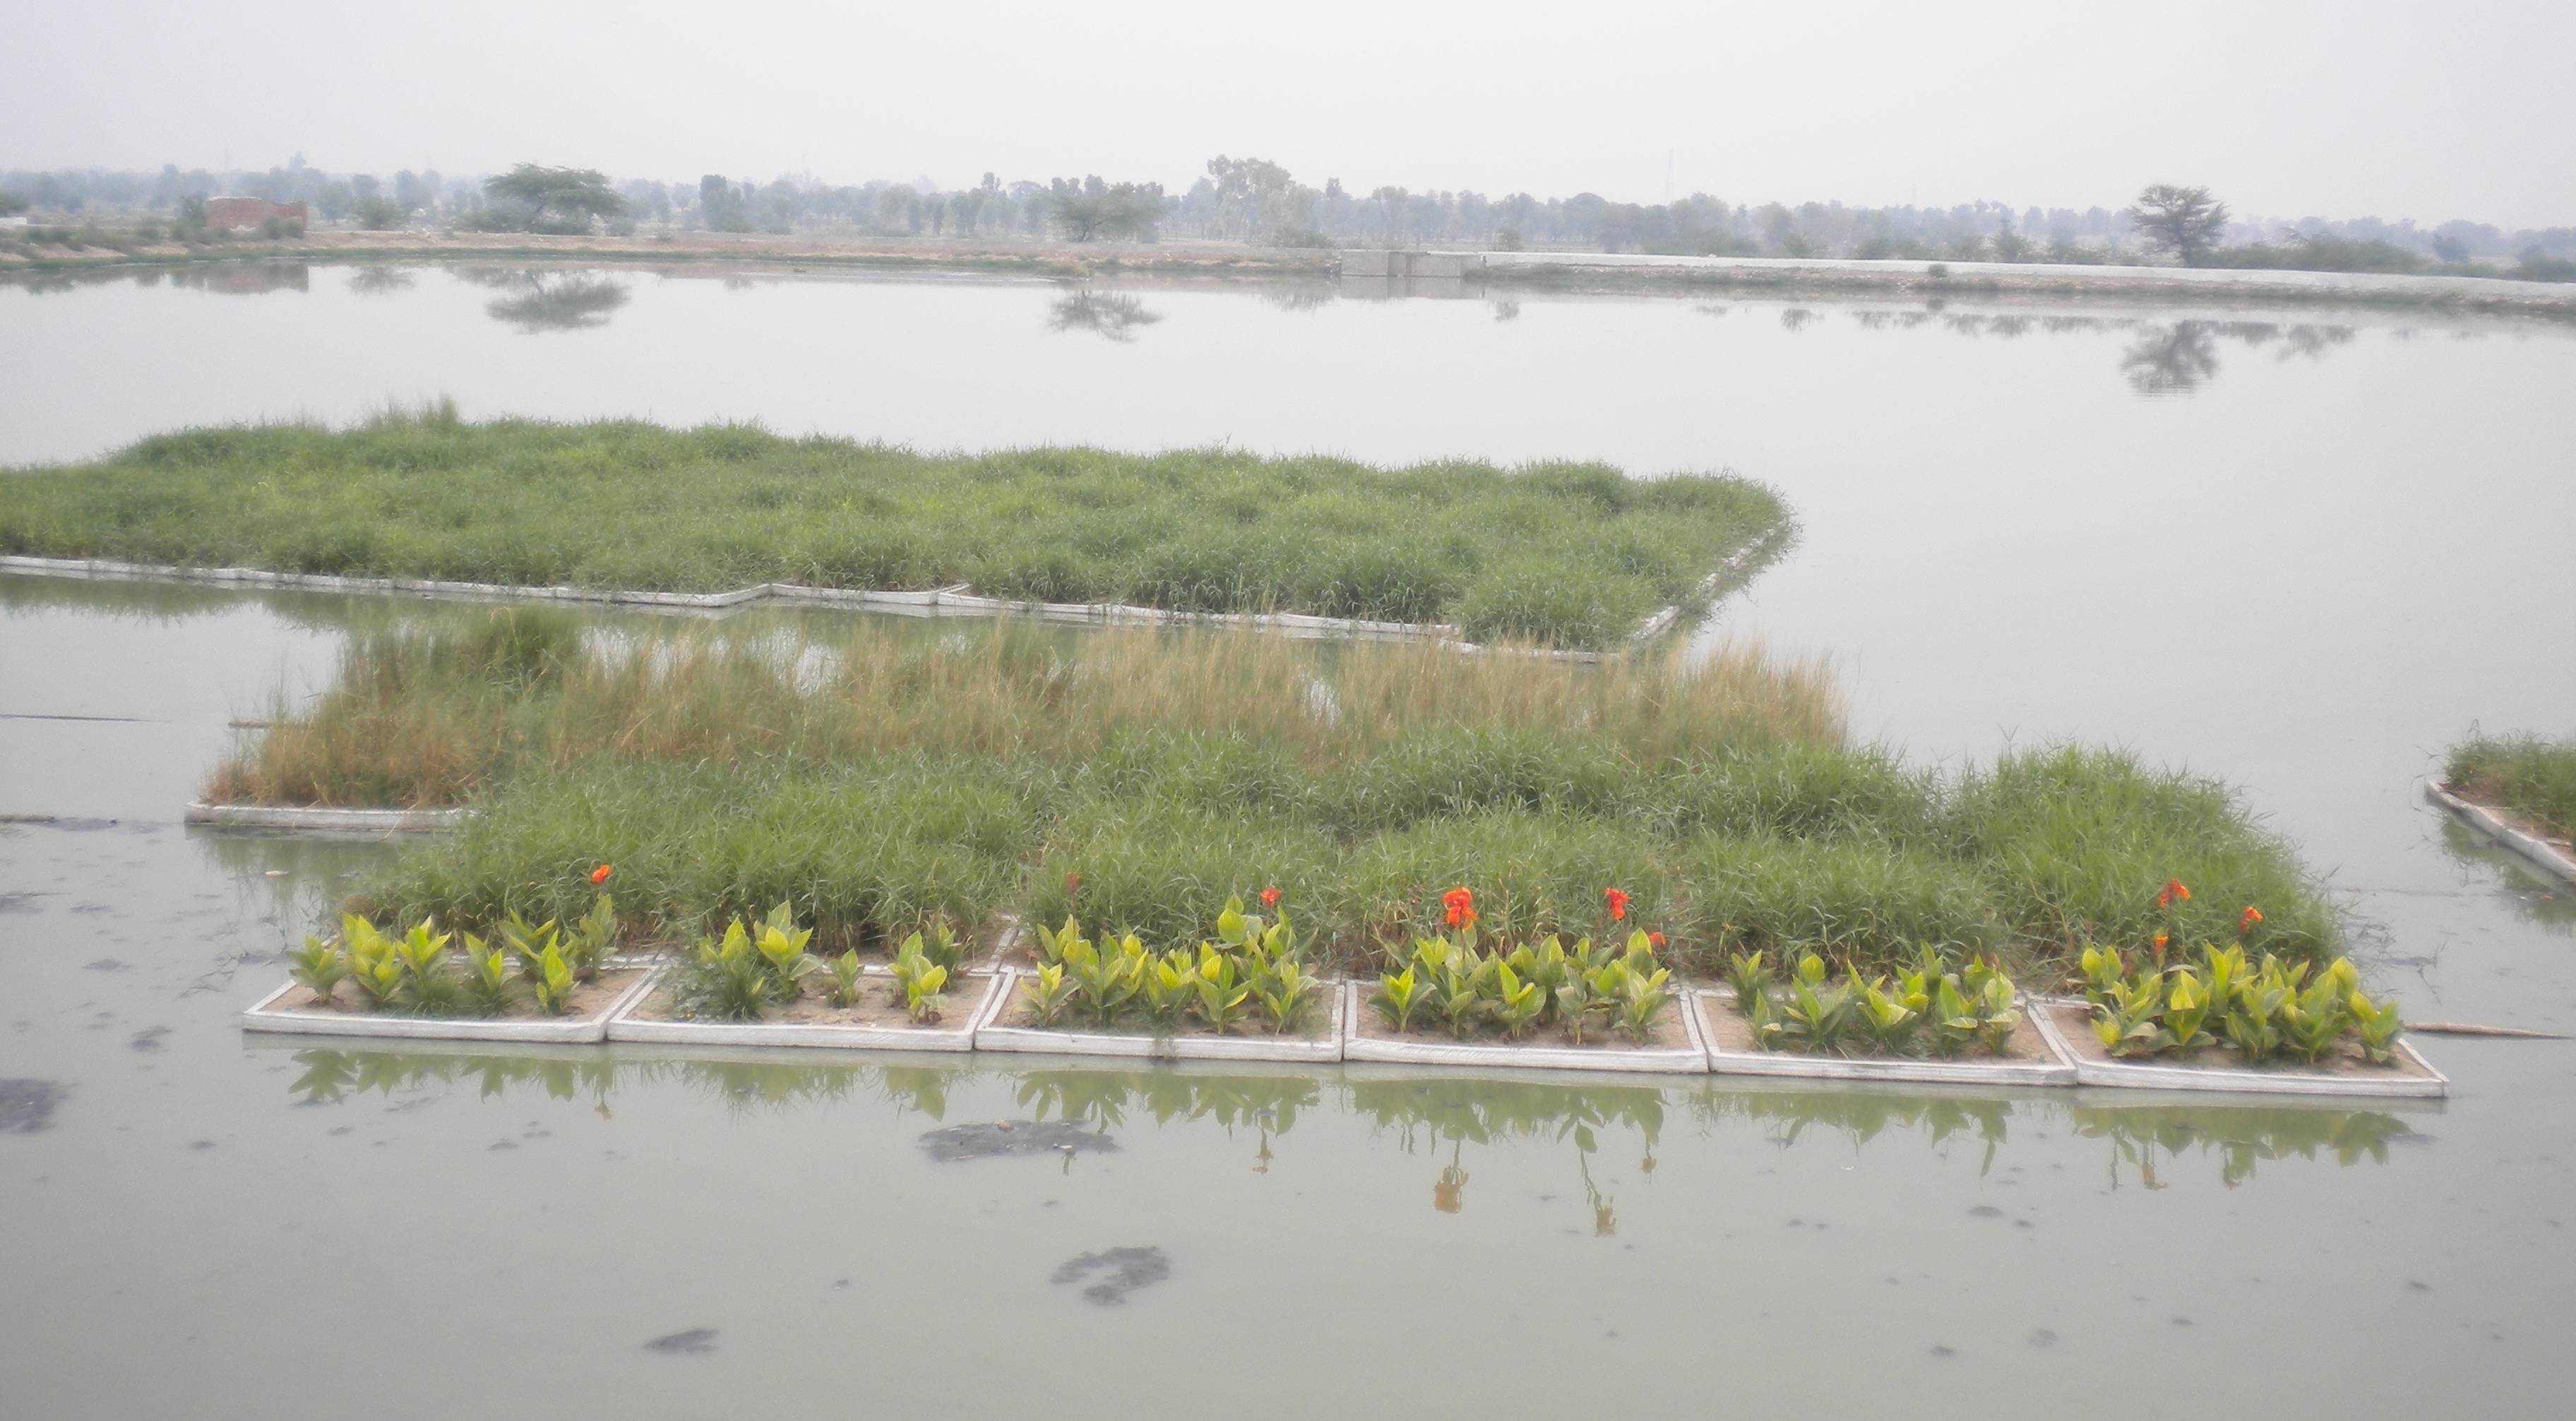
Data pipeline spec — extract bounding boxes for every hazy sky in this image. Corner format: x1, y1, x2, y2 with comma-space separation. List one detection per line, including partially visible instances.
6, 0, 2570, 227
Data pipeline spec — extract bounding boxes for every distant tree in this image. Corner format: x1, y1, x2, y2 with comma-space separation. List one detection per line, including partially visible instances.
0, 189, 26, 218
2126, 184, 2229, 265
393, 169, 431, 212
482, 164, 628, 232
354, 195, 407, 231
1048, 178, 1164, 242
698, 174, 751, 232
1990, 210, 2033, 263
2431, 233, 2468, 263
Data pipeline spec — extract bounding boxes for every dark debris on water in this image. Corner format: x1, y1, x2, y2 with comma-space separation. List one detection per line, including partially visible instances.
920, 1119, 1117, 1162
1, 1080, 65, 1132
1051, 1247, 1170, 1305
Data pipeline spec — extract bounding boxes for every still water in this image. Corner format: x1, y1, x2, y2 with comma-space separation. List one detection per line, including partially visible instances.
3, 265, 2575, 1417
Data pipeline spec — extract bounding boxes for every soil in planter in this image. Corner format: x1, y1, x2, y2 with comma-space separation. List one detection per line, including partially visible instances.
634, 973, 996, 1030
2443, 782, 2576, 861
1350, 1002, 1693, 1053
1700, 993, 2053, 1065
2039, 1000, 2440, 1080
276, 967, 649, 1021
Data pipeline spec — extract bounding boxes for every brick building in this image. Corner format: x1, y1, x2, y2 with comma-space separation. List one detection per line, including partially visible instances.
205, 196, 309, 231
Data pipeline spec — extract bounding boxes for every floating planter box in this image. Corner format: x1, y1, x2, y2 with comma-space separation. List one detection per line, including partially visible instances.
1696, 989, 2075, 1087
2027, 998, 2447, 1098
605, 967, 1005, 1052
972, 970, 1344, 1062
186, 801, 468, 833
242, 966, 658, 1044
1338, 981, 1711, 1075
2427, 779, 2576, 889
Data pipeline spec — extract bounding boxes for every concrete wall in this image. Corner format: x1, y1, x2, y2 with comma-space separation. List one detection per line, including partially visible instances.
1340, 249, 1481, 280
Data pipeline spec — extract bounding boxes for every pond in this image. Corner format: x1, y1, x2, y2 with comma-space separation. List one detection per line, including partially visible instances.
3, 265, 2574, 1417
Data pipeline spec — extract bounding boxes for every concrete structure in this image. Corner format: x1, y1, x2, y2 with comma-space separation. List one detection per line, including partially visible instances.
204, 196, 308, 231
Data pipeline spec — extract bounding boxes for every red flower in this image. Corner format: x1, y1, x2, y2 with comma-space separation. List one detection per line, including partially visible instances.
590, 863, 612, 885
1441, 886, 1474, 928
1259, 885, 1281, 909
1065, 872, 1082, 899
2155, 877, 2190, 909
1647, 931, 1666, 949
2238, 905, 2262, 934
1604, 887, 1629, 921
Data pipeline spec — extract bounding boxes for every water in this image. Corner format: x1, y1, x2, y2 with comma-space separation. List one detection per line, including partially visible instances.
4, 265, 2575, 1417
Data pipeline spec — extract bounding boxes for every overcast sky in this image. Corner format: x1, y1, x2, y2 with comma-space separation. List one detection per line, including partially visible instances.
5, 0, 2570, 228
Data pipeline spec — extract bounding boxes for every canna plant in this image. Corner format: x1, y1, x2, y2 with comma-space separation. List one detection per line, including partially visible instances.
561, 892, 619, 983
753, 901, 823, 998
674, 919, 777, 1021
1019, 961, 1079, 1025
1490, 961, 1546, 1038
890, 937, 949, 1023
1191, 945, 1256, 1033
289, 935, 350, 1003
823, 949, 866, 1008
1372, 965, 1428, 1033
529, 943, 577, 1016
1739, 947, 2016, 1058
1137, 948, 1195, 1028
2349, 989, 2404, 1065
463, 933, 515, 1017
345, 913, 404, 1009
390, 920, 465, 1016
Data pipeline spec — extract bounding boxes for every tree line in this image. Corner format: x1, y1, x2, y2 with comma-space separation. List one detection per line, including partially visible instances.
7, 155, 2572, 275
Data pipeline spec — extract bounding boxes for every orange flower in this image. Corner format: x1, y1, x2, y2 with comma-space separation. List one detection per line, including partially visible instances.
1604, 887, 1629, 921
590, 863, 612, 885
1441, 886, 1474, 928
2238, 905, 2262, 934
2155, 877, 2190, 909
1647, 930, 1667, 949
1259, 885, 1281, 909
2152, 932, 2169, 951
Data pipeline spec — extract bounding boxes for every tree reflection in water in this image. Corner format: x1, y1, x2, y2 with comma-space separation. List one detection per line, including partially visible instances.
2121, 320, 2223, 394
1046, 288, 1162, 342
460, 267, 631, 333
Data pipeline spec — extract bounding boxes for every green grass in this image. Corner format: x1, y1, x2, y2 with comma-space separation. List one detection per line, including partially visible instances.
308, 611, 2339, 976
0, 407, 1787, 649
2446, 731, 2576, 841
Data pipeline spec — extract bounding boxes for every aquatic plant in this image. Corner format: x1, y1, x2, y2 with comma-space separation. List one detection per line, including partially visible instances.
1025, 897, 1320, 1034
2078, 937, 2403, 1067
288, 935, 350, 1002
2445, 730, 2576, 840
1369, 921, 1675, 1045
1732, 947, 2020, 1059
3, 413, 1791, 649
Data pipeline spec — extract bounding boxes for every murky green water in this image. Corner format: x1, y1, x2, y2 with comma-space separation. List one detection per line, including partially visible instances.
4, 267, 2575, 1417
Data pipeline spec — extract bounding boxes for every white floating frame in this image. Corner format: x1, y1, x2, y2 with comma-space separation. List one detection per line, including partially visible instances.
1337, 981, 1712, 1075
240, 968, 659, 1044
970, 970, 1344, 1062
603, 968, 1003, 1053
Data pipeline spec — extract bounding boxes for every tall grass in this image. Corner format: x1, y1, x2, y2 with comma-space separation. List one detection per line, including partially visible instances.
314, 611, 2339, 975
0, 411, 1789, 648
2446, 731, 2576, 840
209, 611, 1845, 805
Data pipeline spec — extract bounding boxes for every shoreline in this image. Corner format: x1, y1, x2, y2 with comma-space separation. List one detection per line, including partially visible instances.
6, 230, 2573, 320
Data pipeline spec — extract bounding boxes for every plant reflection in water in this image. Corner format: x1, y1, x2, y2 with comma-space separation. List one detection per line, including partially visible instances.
273, 1046, 2431, 1202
